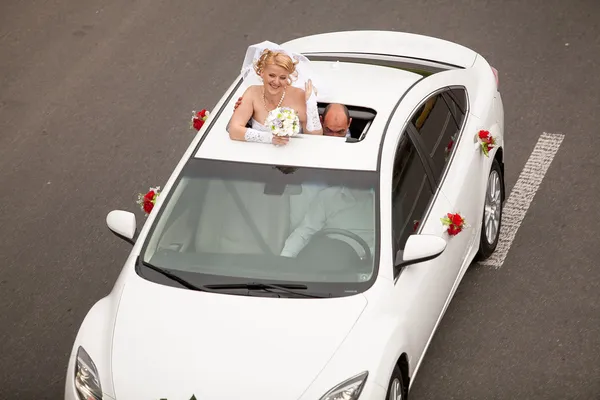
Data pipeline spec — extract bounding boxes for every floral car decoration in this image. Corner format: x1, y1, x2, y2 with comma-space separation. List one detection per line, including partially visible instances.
476, 129, 496, 157
191, 109, 210, 131
137, 186, 160, 215
440, 212, 467, 236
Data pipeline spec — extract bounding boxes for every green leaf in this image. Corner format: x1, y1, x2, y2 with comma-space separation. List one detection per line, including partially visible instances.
440, 216, 451, 225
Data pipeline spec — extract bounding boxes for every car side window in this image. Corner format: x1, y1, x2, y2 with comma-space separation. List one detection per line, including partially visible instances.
410, 91, 461, 183
444, 88, 467, 131
391, 132, 434, 260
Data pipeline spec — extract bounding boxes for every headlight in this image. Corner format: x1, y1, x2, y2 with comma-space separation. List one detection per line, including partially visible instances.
319, 371, 368, 400
75, 346, 103, 400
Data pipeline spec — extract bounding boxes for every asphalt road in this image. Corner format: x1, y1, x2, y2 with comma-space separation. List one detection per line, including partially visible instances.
1, 0, 599, 398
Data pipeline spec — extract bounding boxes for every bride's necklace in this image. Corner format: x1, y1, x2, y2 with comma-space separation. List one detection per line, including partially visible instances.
262, 87, 286, 112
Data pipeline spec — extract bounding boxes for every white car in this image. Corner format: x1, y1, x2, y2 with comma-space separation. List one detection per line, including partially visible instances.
65, 30, 505, 400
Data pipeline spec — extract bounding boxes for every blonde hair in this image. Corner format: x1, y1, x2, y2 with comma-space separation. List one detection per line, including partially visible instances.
254, 49, 298, 85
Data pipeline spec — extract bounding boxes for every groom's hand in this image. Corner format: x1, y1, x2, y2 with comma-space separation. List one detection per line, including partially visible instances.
233, 96, 243, 111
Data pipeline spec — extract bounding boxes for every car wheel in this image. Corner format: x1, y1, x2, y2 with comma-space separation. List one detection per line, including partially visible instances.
386, 365, 406, 400
477, 158, 504, 260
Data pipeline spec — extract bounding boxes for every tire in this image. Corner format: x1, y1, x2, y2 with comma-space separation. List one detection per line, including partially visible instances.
476, 158, 504, 261
386, 365, 406, 400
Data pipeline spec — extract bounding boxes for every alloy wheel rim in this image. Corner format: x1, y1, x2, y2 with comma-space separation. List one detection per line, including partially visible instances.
484, 170, 502, 244
389, 378, 403, 400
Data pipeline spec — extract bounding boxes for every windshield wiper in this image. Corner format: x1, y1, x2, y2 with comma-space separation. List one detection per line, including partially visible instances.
139, 259, 214, 293
204, 282, 329, 298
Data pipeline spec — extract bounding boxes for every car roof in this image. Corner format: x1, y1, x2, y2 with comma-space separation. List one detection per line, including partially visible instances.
282, 30, 478, 69
193, 60, 423, 171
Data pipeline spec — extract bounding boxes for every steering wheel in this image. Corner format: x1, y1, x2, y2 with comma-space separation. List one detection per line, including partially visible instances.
311, 228, 373, 264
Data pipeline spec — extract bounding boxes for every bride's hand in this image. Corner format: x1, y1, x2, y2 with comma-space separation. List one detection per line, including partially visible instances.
272, 135, 290, 146
305, 79, 317, 102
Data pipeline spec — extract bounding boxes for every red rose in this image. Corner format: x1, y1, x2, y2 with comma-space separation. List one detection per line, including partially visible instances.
143, 201, 153, 214
413, 220, 420, 232
441, 212, 466, 236
144, 191, 155, 201
450, 213, 463, 226
198, 109, 207, 118
193, 118, 203, 131
446, 140, 453, 151
447, 225, 460, 236
478, 130, 490, 139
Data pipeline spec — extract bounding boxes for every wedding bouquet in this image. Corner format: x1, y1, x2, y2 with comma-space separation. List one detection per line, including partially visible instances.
265, 107, 300, 137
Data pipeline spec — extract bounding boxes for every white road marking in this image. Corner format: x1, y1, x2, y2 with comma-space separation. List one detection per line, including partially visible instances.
479, 132, 565, 268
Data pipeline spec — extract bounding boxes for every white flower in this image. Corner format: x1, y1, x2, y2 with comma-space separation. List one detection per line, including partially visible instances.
265, 107, 300, 137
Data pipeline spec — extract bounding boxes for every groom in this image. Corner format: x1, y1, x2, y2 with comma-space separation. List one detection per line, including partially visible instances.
320, 103, 352, 138
233, 97, 352, 138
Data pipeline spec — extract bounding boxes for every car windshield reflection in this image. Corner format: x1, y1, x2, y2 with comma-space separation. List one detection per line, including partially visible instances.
140, 158, 379, 297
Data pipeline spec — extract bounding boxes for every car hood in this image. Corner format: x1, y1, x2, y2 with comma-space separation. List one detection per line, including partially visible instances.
111, 276, 368, 400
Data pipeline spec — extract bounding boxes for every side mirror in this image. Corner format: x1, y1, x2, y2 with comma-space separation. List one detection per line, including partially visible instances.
395, 234, 447, 269
106, 210, 137, 245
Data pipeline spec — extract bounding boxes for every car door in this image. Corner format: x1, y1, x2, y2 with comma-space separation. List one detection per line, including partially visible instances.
389, 125, 459, 369
409, 87, 485, 269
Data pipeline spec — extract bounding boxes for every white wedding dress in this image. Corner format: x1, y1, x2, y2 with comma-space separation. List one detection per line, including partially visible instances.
245, 118, 271, 142
251, 118, 268, 131
239, 41, 323, 143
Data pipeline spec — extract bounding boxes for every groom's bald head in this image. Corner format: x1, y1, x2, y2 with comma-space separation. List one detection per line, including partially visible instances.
322, 104, 352, 137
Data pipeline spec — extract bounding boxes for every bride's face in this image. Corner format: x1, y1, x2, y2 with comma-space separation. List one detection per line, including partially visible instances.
261, 64, 290, 95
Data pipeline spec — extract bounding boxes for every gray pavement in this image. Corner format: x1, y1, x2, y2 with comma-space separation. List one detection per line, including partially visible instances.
1, 0, 599, 398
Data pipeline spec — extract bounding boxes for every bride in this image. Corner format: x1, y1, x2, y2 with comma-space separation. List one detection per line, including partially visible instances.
228, 41, 323, 146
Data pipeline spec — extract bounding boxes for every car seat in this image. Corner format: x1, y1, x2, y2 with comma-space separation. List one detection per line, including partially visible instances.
195, 180, 291, 255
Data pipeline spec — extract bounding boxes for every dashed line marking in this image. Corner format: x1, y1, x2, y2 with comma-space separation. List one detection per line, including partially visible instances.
480, 132, 565, 268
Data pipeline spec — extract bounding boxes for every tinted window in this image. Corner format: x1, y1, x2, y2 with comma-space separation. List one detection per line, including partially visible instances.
391, 132, 433, 257
139, 159, 379, 297
411, 92, 460, 182
444, 88, 467, 130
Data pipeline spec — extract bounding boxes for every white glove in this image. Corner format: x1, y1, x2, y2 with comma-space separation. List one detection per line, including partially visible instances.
305, 91, 322, 132
244, 128, 273, 144
304, 80, 322, 133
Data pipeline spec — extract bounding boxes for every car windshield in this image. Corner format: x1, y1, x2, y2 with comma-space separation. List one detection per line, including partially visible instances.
139, 158, 380, 297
